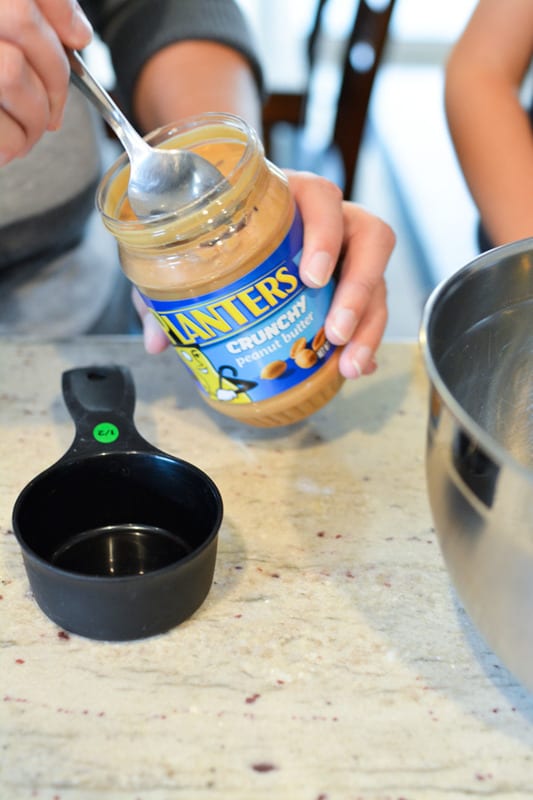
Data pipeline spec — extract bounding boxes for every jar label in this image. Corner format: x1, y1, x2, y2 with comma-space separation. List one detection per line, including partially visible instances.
140, 209, 336, 406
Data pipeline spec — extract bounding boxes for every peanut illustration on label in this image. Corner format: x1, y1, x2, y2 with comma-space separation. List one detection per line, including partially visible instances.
290, 337, 307, 359
312, 327, 326, 352
295, 349, 318, 369
260, 360, 288, 380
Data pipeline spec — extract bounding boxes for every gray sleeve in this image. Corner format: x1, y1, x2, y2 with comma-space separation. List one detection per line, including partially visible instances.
81, 0, 264, 113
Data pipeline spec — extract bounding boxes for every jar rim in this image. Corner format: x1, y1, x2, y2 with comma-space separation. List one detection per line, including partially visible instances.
96, 112, 262, 246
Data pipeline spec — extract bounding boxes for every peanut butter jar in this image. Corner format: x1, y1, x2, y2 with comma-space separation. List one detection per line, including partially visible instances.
96, 113, 344, 427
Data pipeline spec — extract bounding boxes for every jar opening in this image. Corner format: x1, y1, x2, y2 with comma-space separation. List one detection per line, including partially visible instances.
96, 112, 263, 246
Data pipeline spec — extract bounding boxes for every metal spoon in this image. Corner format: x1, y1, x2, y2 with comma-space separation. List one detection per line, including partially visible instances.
67, 50, 224, 218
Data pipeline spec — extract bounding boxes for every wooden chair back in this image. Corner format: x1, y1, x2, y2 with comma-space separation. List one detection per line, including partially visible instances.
262, 0, 397, 199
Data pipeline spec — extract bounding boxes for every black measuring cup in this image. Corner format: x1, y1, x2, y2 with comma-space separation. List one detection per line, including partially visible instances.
12, 365, 223, 641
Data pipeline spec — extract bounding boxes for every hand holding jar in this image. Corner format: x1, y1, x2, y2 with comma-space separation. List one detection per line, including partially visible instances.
135, 168, 395, 383
283, 170, 394, 380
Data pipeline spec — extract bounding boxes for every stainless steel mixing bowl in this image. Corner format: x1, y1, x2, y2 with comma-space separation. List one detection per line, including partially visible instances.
420, 237, 533, 691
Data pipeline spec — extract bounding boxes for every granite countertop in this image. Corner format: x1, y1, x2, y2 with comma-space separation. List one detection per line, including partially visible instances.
2, 337, 533, 800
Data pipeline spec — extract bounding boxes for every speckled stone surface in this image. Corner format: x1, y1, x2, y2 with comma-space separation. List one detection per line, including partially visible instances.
2, 338, 533, 800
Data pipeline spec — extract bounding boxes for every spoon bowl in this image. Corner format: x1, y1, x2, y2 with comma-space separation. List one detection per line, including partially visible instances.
68, 50, 224, 218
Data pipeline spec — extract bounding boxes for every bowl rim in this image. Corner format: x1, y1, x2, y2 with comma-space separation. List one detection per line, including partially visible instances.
419, 235, 533, 481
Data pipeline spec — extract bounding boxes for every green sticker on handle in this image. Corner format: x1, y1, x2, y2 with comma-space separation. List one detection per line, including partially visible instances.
93, 422, 119, 443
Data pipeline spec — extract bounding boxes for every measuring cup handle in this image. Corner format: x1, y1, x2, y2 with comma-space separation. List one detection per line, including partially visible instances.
61, 365, 154, 457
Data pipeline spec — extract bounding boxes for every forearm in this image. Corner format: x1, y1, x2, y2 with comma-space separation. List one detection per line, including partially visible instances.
132, 40, 262, 134
82, 0, 263, 129
444, 0, 533, 246
446, 54, 533, 246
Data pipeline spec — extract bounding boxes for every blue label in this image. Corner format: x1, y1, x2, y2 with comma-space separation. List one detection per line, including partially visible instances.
140, 209, 335, 406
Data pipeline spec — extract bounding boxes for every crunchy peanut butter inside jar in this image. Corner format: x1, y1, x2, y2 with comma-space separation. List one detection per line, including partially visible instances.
97, 113, 344, 427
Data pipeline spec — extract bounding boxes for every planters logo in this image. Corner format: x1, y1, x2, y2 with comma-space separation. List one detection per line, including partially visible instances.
154, 264, 300, 346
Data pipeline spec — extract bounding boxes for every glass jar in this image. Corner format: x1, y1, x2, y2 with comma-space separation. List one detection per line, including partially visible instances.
96, 113, 344, 427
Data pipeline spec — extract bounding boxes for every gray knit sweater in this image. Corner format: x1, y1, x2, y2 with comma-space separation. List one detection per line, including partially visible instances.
83, 0, 263, 119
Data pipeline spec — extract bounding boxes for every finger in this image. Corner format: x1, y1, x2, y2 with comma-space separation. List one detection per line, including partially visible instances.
0, 42, 50, 156
285, 170, 344, 287
0, 105, 27, 164
131, 288, 169, 354
325, 205, 395, 347
0, 1, 92, 130
36, 0, 93, 48
338, 278, 388, 379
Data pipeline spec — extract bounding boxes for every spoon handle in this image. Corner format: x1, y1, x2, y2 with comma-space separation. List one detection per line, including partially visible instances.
67, 49, 146, 159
